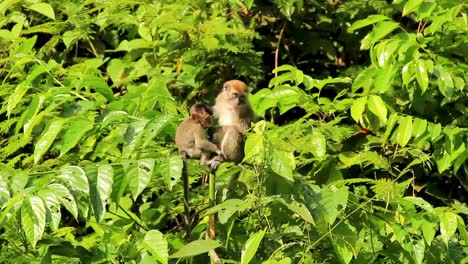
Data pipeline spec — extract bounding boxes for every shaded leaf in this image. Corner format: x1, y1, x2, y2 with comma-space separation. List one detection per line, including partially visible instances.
241, 229, 266, 264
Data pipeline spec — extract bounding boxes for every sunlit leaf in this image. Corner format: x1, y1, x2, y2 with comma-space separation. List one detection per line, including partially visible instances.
367, 95, 387, 123
397, 116, 412, 147
415, 60, 429, 93
440, 212, 458, 246
169, 240, 221, 258
34, 118, 65, 164
348, 14, 390, 32
350, 96, 367, 123
403, 0, 423, 16
143, 230, 168, 264
127, 159, 154, 199
241, 229, 266, 264
29, 3, 55, 20
321, 185, 349, 225
57, 166, 89, 193
21, 196, 46, 247
270, 150, 295, 181
161, 156, 183, 191
60, 117, 94, 156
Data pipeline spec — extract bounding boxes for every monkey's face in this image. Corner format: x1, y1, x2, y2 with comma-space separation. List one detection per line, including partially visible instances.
223, 80, 249, 109
199, 111, 214, 128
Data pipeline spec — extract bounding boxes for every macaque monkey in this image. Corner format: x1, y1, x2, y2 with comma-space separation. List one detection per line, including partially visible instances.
175, 102, 223, 240
212, 80, 255, 162
176, 103, 223, 168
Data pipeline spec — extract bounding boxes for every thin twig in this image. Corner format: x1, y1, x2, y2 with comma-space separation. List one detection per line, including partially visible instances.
274, 22, 286, 79
87, 37, 99, 57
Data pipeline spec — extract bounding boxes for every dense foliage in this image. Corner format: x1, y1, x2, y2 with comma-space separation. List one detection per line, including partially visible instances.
0, 0, 467, 263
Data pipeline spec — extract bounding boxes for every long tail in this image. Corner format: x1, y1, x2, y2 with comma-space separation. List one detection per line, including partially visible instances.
181, 151, 191, 240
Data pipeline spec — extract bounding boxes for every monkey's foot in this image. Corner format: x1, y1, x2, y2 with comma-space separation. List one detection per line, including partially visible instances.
209, 155, 224, 170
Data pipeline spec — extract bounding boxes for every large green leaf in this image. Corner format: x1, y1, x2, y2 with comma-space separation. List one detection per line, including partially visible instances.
37, 189, 61, 231
21, 196, 46, 247
57, 165, 89, 193
241, 229, 266, 264
127, 159, 154, 200
415, 59, 429, 93
142, 230, 168, 264
169, 240, 221, 259
321, 185, 349, 225
350, 96, 367, 123
348, 14, 390, 32
160, 156, 183, 191
29, 3, 55, 20
397, 116, 413, 147
110, 165, 127, 206
87, 164, 114, 222
60, 117, 94, 156
47, 183, 78, 220
270, 150, 295, 182
367, 95, 387, 123
34, 118, 65, 164
205, 199, 250, 224
361, 21, 399, 50
440, 212, 458, 246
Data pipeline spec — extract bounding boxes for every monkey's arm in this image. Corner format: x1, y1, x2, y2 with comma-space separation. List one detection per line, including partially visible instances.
195, 134, 222, 155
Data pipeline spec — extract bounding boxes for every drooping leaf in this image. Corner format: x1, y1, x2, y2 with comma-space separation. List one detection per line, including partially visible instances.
350, 96, 367, 123
361, 21, 400, 50
37, 189, 61, 231
87, 163, 114, 222
367, 95, 387, 123
440, 212, 458, 246
205, 199, 250, 224
321, 185, 349, 225
60, 117, 94, 156
403, 0, 423, 16
169, 240, 221, 258
397, 116, 413, 147
241, 229, 266, 264
21, 196, 46, 247
277, 197, 314, 224
47, 183, 78, 220
111, 165, 127, 206
29, 3, 55, 20
270, 150, 295, 182
142, 230, 168, 264
161, 156, 183, 191
127, 159, 154, 200
415, 60, 429, 93
34, 118, 65, 164
57, 165, 89, 193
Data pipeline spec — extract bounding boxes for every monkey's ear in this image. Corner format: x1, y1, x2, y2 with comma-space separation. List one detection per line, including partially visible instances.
223, 82, 228, 91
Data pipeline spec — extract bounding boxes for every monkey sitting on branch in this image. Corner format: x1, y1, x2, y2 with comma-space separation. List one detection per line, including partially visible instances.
175, 102, 224, 168
175, 102, 224, 240
212, 80, 256, 162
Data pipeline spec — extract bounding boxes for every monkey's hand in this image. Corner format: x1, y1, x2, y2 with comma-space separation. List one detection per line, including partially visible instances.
209, 155, 224, 170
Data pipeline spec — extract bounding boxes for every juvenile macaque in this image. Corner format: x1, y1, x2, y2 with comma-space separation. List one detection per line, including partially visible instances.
212, 80, 255, 162
175, 102, 223, 240
176, 102, 223, 168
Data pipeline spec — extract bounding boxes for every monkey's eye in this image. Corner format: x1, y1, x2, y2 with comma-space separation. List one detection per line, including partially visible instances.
232, 92, 239, 98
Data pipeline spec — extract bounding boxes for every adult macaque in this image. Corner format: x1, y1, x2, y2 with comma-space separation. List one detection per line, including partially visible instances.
176, 102, 223, 168
212, 80, 255, 162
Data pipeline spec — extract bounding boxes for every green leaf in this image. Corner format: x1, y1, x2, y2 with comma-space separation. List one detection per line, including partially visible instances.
60, 117, 94, 156
421, 217, 437, 245
122, 120, 148, 159
244, 133, 264, 163
321, 185, 349, 225
397, 116, 412, 147
332, 222, 357, 264
382, 112, 398, 146
15, 94, 43, 133
241, 229, 266, 264
169, 240, 221, 258
140, 114, 175, 149
415, 60, 429, 93
127, 159, 154, 200
277, 198, 314, 224
62, 30, 81, 48
403, 0, 423, 16
57, 166, 89, 193
205, 199, 249, 224
142, 230, 168, 264
47, 183, 78, 220
202, 36, 219, 50
348, 15, 390, 32
412, 118, 427, 138
138, 25, 152, 42
87, 164, 114, 222
270, 150, 295, 182
161, 156, 183, 191
111, 165, 127, 206
34, 118, 65, 164
439, 212, 458, 246
107, 59, 125, 84
367, 95, 387, 123
361, 21, 399, 50
21, 196, 46, 247
350, 96, 367, 123
29, 3, 55, 20
0, 0, 20, 15
309, 130, 326, 158
6, 83, 30, 118
37, 189, 61, 231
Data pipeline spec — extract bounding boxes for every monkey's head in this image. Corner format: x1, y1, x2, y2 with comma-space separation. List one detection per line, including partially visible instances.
190, 102, 214, 128
219, 80, 249, 110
